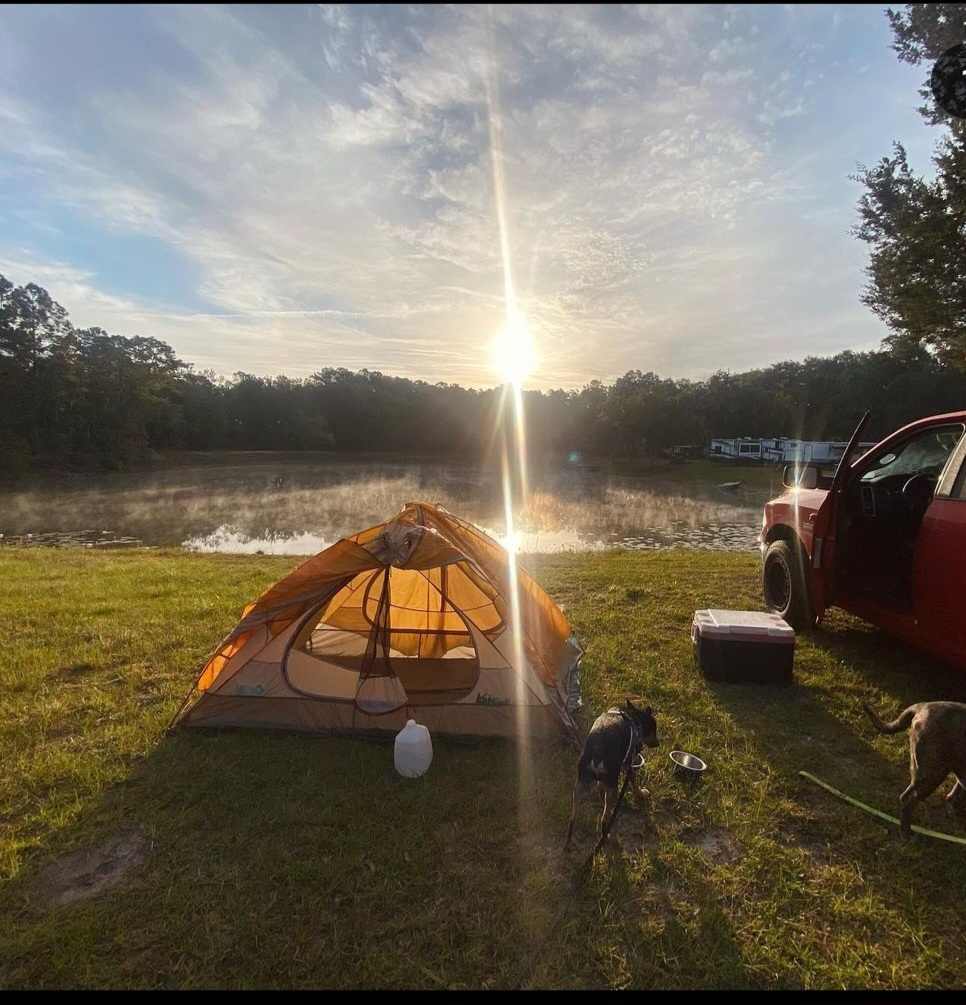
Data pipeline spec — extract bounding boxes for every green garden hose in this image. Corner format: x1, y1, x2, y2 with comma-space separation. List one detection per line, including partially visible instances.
799, 771, 966, 847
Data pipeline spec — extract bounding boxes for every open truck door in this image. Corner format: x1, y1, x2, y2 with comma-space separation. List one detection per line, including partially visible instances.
911, 428, 966, 666
807, 410, 871, 622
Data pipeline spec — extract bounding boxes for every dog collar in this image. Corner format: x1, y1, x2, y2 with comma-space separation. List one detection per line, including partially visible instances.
607, 708, 642, 767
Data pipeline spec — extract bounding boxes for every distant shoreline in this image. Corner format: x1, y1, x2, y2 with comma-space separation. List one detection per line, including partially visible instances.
1, 449, 784, 490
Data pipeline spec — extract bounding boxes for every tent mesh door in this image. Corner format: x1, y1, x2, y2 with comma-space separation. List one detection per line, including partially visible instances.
354, 568, 409, 714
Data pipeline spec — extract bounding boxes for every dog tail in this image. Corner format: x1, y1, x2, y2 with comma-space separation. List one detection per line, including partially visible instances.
862, 703, 915, 735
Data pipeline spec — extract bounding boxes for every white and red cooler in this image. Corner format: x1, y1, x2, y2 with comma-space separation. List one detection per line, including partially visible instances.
692, 609, 795, 685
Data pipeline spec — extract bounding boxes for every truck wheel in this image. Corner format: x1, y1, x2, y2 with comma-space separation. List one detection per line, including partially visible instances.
762, 539, 814, 630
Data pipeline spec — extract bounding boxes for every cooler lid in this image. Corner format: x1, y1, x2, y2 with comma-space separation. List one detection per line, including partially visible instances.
693, 609, 795, 642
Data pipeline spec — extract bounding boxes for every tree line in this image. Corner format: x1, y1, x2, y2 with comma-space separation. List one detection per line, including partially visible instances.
3, 6, 964, 478
3, 270, 965, 479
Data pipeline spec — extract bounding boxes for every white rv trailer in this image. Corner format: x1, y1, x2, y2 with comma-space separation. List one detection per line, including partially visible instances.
708, 437, 876, 464
708, 437, 784, 462
780, 439, 876, 464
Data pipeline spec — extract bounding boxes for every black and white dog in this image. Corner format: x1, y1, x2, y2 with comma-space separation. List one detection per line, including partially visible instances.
565, 699, 659, 848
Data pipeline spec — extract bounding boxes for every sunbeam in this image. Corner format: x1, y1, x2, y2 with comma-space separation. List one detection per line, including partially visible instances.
484, 5, 533, 792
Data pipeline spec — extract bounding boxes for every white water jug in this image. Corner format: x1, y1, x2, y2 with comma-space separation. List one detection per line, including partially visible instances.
394, 719, 433, 778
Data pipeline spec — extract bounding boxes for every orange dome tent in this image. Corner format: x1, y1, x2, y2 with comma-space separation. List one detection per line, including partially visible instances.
172, 503, 581, 739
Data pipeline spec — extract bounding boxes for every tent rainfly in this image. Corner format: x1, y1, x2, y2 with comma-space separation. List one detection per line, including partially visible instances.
172, 503, 582, 739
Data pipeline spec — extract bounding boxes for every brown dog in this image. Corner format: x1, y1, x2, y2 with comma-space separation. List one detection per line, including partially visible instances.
863, 701, 966, 837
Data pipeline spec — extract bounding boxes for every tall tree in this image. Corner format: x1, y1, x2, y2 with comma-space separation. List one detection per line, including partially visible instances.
853, 5, 966, 368
887, 4, 966, 123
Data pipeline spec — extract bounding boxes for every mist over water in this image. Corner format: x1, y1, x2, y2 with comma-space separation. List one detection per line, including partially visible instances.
0, 456, 772, 555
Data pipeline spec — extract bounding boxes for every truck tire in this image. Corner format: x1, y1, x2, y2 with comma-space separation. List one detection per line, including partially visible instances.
762, 539, 814, 630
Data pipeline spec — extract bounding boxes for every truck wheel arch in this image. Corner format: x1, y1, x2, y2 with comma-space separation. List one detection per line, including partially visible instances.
763, 523, 807, 555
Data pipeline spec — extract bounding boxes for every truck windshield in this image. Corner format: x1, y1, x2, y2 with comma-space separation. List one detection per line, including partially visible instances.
860, 424, 965, 482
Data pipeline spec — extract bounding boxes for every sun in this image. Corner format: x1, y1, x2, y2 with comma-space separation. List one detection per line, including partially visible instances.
490, 308, 536, 386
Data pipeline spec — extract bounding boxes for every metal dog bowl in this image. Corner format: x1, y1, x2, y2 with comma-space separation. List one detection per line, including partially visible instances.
670, 750, 707, 778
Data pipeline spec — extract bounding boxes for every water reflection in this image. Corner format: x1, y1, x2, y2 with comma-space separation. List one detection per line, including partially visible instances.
1, 456, 775, 555
185, 527, 336, 555
183, 519, 761, 555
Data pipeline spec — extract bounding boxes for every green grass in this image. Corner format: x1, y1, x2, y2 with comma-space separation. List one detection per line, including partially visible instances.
2, 547, 966, 989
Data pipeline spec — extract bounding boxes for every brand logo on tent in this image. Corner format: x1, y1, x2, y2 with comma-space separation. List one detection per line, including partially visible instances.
236, 684, 266, 697
475, 692, 510, 706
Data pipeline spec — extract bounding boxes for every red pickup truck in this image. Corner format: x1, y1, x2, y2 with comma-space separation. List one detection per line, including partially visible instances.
760, 411, 966, 669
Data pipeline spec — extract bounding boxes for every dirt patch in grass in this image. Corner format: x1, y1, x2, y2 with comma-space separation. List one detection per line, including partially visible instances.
36, 830, 148, 907
776, 817, 841, 864
47, 662, 100, 680
679, 826, 742, 865
43, 725, 76, 740
612, 807, 661, 849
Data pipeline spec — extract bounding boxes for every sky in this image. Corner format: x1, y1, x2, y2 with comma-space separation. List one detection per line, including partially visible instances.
0, 4, 943, 389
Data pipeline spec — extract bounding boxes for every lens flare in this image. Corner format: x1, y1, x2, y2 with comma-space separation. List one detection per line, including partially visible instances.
484, 5, 533, 805
490, 308, 536, 387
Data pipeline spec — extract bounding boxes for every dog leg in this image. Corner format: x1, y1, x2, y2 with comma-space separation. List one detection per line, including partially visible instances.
600, 784, 618, 837
635, 773, 652, 804
944, 777, 966, 820
625, 766, 651, 809
899, 771, 946, 838
898, 783, 916, 838
566, 779, 593, 849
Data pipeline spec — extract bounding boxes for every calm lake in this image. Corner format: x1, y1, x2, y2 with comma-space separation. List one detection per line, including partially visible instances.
0, 454, 782, 555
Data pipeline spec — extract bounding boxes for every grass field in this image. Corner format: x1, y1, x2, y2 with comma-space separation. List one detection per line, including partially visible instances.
2, 547, 966, 989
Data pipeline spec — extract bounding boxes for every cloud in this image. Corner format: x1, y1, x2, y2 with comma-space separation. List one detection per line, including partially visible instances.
0, 255, 144, 320
0, 3, 936, 388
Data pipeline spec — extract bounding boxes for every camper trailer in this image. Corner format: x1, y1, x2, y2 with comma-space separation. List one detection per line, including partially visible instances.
708, 437, 767, 461
780, 439, 876, 464
709, 436, 875, 465
708, 437, 786, 463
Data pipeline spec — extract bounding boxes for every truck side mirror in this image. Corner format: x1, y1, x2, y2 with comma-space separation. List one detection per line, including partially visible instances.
784, 464, 818, 489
